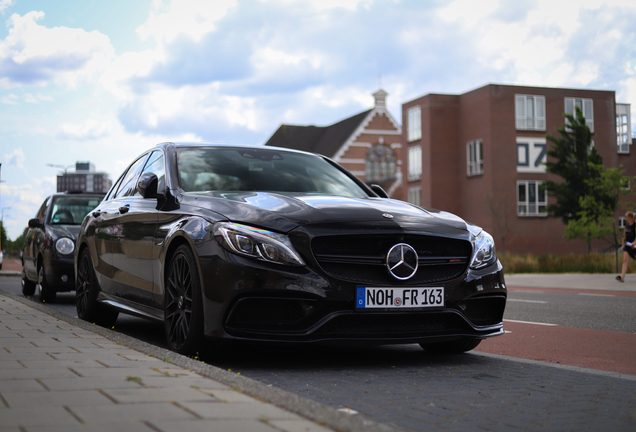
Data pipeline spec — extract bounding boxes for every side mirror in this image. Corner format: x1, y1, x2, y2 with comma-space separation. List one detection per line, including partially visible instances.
370, 184, 389, 198
137, 172, 158, 199
28, 218, 42, 229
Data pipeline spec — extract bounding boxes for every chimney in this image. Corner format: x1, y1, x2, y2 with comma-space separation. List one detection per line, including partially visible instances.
373, 89, 387, 107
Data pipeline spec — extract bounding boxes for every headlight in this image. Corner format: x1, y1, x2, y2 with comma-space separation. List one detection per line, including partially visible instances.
470, 230, 496, 269
55, 238, 75, 255
213, 222, 305, 266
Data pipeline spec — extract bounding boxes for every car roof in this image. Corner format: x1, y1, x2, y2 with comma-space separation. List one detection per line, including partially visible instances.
50, 191, 106, 198
155, 141, 324, 158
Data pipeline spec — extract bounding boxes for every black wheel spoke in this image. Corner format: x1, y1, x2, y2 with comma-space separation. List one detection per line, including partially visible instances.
163, 246, 202, 355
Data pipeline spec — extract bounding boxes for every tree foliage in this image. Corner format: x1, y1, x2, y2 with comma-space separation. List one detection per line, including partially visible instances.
564, 166, 635, 266
543, 107, 609, 224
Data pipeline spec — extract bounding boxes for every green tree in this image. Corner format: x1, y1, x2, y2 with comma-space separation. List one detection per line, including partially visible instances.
544, 107, 609, 225
5, 233, 25, 257
564, 166, 635, 268
0, 222, 6, 253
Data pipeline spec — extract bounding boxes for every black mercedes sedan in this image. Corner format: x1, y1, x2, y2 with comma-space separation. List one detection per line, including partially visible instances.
75, 142, 506, 355
22, 191, 105, 302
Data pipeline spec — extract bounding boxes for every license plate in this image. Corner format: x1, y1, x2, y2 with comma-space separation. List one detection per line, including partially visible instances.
356, 287, 444, 309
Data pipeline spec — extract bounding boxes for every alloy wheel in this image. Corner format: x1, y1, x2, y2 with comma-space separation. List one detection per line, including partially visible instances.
165, 252, 194, 351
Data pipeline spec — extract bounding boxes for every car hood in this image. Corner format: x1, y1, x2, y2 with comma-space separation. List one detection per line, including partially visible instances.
47, 224, 82, 241
185, 192, 469, 237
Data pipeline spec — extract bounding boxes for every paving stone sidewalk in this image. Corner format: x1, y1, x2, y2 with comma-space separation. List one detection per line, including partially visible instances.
0, 292, 391, 432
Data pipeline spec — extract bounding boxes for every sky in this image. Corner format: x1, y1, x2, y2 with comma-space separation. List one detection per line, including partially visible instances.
1, 0, 636, 241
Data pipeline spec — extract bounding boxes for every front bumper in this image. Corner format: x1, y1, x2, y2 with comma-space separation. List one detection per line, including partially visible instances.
45, 258, 76, 292
200, 253, 506, 344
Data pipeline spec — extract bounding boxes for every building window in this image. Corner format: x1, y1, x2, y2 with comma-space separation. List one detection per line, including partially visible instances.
365, 144, 397, 184
565, 97, 594, 132
619, 217, 626, 229
408, 187, 421, 207
466, 139, 483, 176
622, 179, 631, 190
515, 95, 545, 130
517, 181, 547, 216
617, 114, 629, 144
516, 137, 547, 173
408, 145, 422, 181
616, 103, 631, 154
407, 106, 421, 142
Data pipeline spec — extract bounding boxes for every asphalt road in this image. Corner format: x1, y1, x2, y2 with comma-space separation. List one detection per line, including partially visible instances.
1, 276, 635, 431
503, 288, 636, 333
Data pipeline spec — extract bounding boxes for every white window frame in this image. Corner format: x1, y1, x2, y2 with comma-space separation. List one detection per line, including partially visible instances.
466, 139, 483, 176
517, 180, 547, 217
565, 97, 594, 132
407, 106, 422, 142
408, 145, 422, 181
408, 186, 421, 207
515, 94, 546, 130
516, 137, 547, 173
616, 103, 631, 154
621, 179, 631, 191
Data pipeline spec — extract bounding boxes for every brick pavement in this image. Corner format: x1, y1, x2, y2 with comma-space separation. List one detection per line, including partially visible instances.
0, 292, 394, 432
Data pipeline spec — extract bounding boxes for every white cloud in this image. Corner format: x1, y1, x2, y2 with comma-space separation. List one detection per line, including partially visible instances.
0, 11, 115, 89
56, 119, 114, 140
23, 93, 38, 103
0, 178, 56, 240
5, 147, 25, 168
1, 93, 18, 104
0, 0, 13, 14
136, 0, 237, 44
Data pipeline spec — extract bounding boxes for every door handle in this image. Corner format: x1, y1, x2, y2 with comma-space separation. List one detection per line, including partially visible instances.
119, 205, 130, 214
92, 211, 101, 217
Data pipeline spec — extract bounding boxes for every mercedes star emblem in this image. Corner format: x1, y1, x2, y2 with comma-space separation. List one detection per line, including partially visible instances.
386, 243, 419, 280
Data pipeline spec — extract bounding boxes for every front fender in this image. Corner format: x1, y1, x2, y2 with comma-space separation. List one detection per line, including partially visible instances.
156, 216, 216, 306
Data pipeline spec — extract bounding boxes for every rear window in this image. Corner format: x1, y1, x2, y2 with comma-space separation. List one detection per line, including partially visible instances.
49, 196, 102, 225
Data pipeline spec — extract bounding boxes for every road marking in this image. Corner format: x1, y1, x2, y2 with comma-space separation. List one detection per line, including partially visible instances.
508, 299, 547, 304
504, 319, 558, 326
577, 293, 615, 297
509, 289, 545, 293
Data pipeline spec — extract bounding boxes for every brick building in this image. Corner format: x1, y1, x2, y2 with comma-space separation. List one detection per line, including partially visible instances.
265, 90, 404, 199
402, 84, 635, 255
55, 162, 112, 193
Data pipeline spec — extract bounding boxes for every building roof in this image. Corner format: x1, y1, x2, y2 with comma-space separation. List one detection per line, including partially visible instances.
264, 109, 372, 158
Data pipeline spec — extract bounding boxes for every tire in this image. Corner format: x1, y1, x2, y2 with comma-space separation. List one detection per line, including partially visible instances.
420, 338, 482, 354
164, 245, 204, 355
37, 262, 56, 303
76, 249, 119, 327
21, 267, 36, 296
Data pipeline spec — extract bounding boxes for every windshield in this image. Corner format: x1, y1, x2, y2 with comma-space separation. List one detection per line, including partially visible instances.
48, 196, 103, 225
177, 148, 369, 199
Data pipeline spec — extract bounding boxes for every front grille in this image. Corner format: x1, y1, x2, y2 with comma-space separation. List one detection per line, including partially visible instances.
312, 234, 471, 285
459, 296, 506, 326
315, 312, 470, 336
